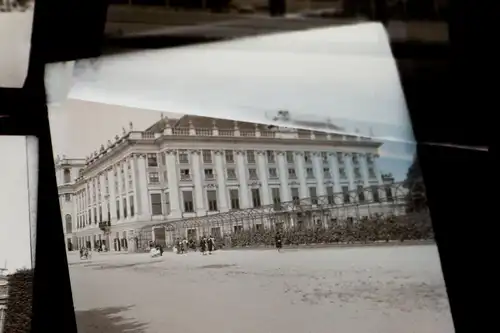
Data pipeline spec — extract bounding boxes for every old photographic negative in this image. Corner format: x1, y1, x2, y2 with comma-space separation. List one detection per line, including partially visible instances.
0, 0, 35, 88
0, 135, 38, 333
49, 98, 453, 333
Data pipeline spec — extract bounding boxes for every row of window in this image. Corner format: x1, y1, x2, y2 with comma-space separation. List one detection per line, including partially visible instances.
147, 165, 377, 184
145, 150, 375, 167
76, 196, 135, 229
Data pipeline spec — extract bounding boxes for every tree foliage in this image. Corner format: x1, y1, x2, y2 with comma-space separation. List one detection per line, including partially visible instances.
3, 269, 33, 333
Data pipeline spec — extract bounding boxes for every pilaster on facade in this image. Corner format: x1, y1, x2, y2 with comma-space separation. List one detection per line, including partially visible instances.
344, 153, 356, 191
214, 150, 229, 211
312, 152, 326, 196
123, 160, 131, 219
328, 152, 342, 194
136, 154, 150, 219
256, 150, 271, 205
359, 153, 373, 201
236, 150, 251, 208
165, 149, 181, 218
108, 167, 118, 223
130, 155, 140, 219
100, 172, 108, 222
294, 152, 308, 198
191, 150, 205, 215
277, 151, 291, 202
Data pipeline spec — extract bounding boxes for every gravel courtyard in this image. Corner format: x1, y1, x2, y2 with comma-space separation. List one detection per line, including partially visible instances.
68, 244, 454, 333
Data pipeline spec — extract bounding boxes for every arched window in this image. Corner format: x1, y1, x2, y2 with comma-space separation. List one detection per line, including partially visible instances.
65, 214, 72, 234
63, 169, 71, 183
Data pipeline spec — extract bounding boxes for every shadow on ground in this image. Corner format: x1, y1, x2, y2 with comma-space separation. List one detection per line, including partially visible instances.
76, 305, 148, 333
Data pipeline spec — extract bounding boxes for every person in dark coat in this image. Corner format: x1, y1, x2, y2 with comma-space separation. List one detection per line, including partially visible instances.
200, 236, 207, 255
275, 231, 283, 252
207, 235, 214, 255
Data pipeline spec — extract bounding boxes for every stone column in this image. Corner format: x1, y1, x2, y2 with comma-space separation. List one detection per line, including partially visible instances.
123, 158, 132, 219
116, 163, 124, 221
344, 153, 356, 191
329, 152, 342, 194
165, 150, 181, 218
360, 153, 372, 201
130, 155, 140, 218
236, 150, 251, 208
214, 150, 229, 211
312, 152, 326, 196
100, 172, 108, 223
88, 178, 95, 224
295, 152, 308, 198
277, 151, 291, 202
137, 154, 150, 219
256, 150, 271, 205
108, 167, 117, 223
191, 150, 205, 215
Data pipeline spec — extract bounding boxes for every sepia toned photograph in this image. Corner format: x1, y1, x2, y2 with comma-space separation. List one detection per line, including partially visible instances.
0, 135, 38, 333
0, 0, 35, 88
49, 99, 453, 333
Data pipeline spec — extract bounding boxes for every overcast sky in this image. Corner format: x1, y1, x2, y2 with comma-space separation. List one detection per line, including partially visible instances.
50, 99, 413, 181
0, 136, 33, 274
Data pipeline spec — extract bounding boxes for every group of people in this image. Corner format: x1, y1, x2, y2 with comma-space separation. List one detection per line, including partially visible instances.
173, 235, 217, 255
149, 241, 164, 257
79, 247, 92, 260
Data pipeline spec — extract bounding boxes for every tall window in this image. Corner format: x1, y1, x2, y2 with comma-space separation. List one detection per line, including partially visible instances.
286, 151, 294, 163
123, 198, 128, 218
357, 185, 366, 203
207, 190, 218, 211
151, 193, 162, 215
65, 214, 72, 234
227, 168, 237, 180
304, 152, 312, 164
225, 150, 234, 164
148, 172, 160, 184
323, 167, 331, 179
368, 167, 376, 178
247, 150, 256, 163
229, 189, 240, 209
339, 167, 347, 179
251, 188, 261, 207
269, 168, 278, 179
99, 206, 103, 222
266, 150, 275, 163
160, 152, 166, 166
178, 150, 189, 164
88, 209, 92, 224
272, 188, 281, 210
291, 187, 300, 203
309, 187, 318, 205
371, 186, 380, 203
63, 169, 71, 183
164, 192, 170, 215
93, 207, 97, 224
183, 191, 194, 212
248, 168, 258, 180
107, 203, 111, 221
147, 153, 158, 167
337, 153, 344, 164
202, 150, 213, 163
65, 193, 71, 202
342, 186, 350, 203
180, 169, 191, 180
306, 167, 314, 179
354, 167, 362, 179
288, 168, 297, 179
321, 152, 328, 164
116, 200, 120, 220
326, 186, 334, 205
385, 186, 394, 202
204, 168, 215, 180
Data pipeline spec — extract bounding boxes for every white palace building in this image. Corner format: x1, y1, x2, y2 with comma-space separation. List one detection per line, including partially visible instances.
56, 115, 389, 252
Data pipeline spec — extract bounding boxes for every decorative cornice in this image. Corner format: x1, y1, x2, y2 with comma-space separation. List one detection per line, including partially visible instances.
189, 149, 201, 155
165, 149, 177, 155
248, 181, 261, 187
276, 151, 285, 156
328, 152, 337, 156
204, 184, 218, 188
288, 181, 300, 186
295, 152, 304, 156
312, 152, 320, 156
256, 150, 266, 155
213, 149, 224, 155
235, 150, 246, 155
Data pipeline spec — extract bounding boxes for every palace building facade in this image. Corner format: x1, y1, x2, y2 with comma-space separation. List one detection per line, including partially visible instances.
56, 115, 387, 252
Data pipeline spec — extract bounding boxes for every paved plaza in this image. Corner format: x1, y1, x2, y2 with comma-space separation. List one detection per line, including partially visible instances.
68, 244, 454, 333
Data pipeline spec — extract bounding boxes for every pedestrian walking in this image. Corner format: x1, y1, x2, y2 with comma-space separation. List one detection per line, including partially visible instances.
275, 231, 283, 253
200, 236, 207, 255
207, 235, 214, 255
